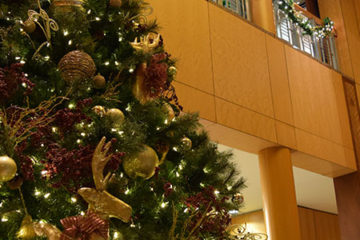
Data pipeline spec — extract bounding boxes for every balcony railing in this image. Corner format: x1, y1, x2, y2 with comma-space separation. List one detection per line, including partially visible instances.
273, 2, 339, 70
211, 0, 251, 20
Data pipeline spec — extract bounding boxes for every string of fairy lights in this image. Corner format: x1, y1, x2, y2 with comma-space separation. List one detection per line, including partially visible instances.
277, 0, 334, 38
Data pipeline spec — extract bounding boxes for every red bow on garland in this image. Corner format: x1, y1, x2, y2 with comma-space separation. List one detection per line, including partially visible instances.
60, 211, 109, 240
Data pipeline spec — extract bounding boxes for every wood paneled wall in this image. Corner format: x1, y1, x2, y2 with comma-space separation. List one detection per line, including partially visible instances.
146, 0, 357, 177
232, 207, 341, 240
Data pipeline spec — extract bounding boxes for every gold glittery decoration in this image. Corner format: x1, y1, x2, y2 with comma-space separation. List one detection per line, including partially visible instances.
78, 137, 132, 222
58, 50, 96, 83
25, 0, 59, 59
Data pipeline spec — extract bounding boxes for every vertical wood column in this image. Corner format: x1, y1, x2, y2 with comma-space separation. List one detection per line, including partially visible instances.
334, 79, 360, 240
250, 0, 276, 34
259, 147, 302, 240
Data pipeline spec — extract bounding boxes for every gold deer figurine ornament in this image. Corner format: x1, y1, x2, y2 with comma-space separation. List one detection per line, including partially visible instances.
78, 137, 132, 222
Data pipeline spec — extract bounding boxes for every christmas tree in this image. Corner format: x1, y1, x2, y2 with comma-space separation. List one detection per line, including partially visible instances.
0, 0, 245, 239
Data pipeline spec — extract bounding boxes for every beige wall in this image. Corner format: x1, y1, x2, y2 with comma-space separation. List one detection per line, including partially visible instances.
147, 0, 357, 177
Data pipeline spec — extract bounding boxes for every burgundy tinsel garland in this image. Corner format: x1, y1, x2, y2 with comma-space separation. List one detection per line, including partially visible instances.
144, 53, 168, 98
184, 186, 231, 238
0, 63, 34, 102
54, 108, 91, 133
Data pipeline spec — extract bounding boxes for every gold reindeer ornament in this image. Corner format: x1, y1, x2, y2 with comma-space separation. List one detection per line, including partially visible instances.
78, 137, 132, 222
130, 33, 162, 104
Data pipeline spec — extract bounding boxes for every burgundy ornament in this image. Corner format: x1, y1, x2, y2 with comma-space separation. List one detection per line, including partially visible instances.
60, 210, 109, 240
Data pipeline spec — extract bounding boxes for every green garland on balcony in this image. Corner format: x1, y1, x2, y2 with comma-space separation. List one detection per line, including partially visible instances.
277, 0, 334, 38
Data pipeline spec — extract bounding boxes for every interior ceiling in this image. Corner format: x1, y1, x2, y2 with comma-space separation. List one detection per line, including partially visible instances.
217, 144, 338, 214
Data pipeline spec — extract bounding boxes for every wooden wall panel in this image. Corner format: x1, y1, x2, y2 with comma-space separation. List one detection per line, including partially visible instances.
250, 0, 276, 34
334, 79, 360, 240
200, 119, 277, 155
334, 173, 360, 240
317, 0, 354, 78
265, 35, 294, 125
298, 207, 316, 240
147, 0, 214, 94
209, 4, 274, 118
172, 81, 216, 122
215, 98, 277, 142
285, 46, 353, 150
314, 211, 341, 240
295, 129, 356, 172
339, 0, 360, 84
275, 121, 297, 149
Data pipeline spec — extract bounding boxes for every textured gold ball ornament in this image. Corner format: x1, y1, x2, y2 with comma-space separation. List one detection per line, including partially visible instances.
17, 215, 36, 239
23, 18, 36, 33
123, 145, 159, 179
179, 137, 192, 152
168, 66, 177, 75
93, 74, 106, 89
93, 105, 106, 117
58, 50, 96, 83
106, 108, 125, 127
232, 193, 244, 205
110, 0, 122, 7
0, 156, 17, 182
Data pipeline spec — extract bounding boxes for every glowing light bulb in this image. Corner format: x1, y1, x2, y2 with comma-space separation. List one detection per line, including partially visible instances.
1, 216, 8, 222
44, 193, 50, 199
63, 30, 69, 36
71, 197, 77, 203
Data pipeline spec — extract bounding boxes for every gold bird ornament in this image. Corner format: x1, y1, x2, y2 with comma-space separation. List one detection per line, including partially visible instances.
78, 137, 132, 222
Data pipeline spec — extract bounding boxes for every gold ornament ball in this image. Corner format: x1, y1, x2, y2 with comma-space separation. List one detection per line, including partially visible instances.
179, 137, 192, 151
168, 66, 177, 75
58, 50, 96, 83
93, 74, 106, 89
232, 193, 244, 205
0, 156, 17, 182
17, 215, 36, 239
123, 145, 159, 179
23, 19, 36, 34
93, 105, 106, 117
106, 108, 125, 127
162, 103, 175, 123
110, 0, 122, 8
